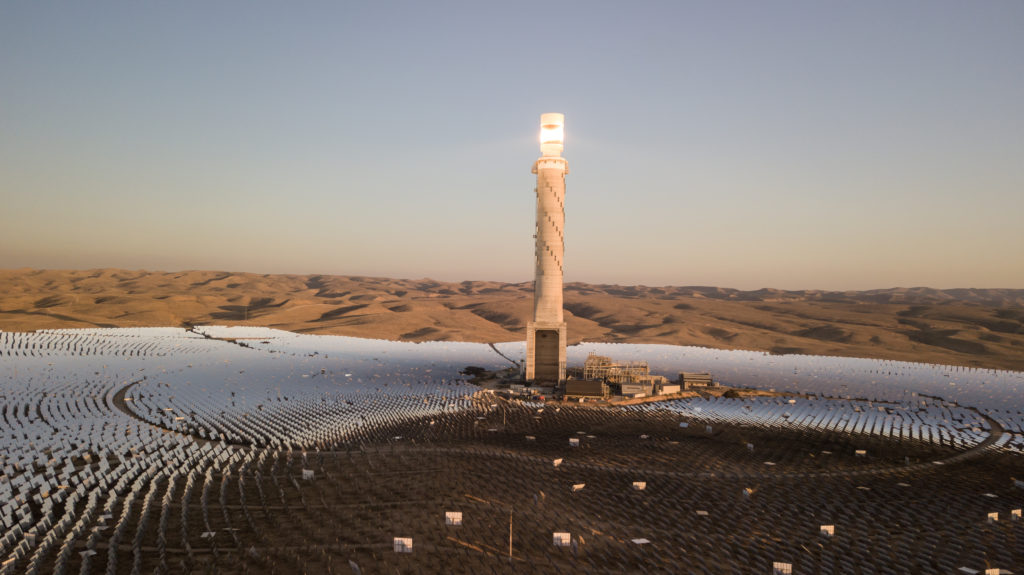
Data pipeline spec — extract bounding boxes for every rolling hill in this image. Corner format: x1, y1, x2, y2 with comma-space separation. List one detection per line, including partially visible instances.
1, 268, 1022, 370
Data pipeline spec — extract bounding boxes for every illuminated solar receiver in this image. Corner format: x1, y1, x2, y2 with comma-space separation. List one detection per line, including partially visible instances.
540, 112, 564, 157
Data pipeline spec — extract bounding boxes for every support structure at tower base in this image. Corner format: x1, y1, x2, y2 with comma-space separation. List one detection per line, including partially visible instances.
526, 321, 566, 383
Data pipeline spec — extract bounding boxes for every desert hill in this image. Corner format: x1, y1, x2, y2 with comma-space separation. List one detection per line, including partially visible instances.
1, 268, 1022, 371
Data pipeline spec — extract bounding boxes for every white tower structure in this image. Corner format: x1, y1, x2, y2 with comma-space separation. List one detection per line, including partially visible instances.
526, 113, 568, 382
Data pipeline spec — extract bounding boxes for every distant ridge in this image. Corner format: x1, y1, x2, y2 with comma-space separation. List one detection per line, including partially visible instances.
572, 284, 1024, 307
1, 268, 1022, 370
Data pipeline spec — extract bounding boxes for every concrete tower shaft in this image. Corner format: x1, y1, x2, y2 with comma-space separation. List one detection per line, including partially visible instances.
526, 113, 568, 383
532, 157, 567, 324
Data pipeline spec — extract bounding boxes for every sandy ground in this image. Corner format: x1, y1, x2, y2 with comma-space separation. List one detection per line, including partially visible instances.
0, 268, 1022, 370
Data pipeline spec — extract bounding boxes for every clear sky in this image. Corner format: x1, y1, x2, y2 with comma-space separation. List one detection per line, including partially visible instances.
2, 1, 1022, 290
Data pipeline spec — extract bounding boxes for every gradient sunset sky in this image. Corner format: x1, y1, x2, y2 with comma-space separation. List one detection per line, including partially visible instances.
2, 1, 1022, 290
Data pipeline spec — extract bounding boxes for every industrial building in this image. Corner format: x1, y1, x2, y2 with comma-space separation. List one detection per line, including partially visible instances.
584, 353, 667, 386
679, 372, 718, 390
563, 380, 609, 400
563, 353, 673, 399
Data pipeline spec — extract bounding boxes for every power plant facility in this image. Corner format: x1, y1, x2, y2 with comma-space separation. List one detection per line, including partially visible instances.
519, 114, 714, 402
562, 354, 701, 400
525, 113, 569, 383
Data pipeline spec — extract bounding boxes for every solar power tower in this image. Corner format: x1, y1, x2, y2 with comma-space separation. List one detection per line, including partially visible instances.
526, 113, 568, 383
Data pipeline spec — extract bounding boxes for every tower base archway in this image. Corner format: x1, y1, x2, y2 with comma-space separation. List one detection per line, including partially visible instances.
526, 322, 566, 383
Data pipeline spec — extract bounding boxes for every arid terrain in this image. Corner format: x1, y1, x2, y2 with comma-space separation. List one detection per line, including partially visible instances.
1, 268, 1022, 370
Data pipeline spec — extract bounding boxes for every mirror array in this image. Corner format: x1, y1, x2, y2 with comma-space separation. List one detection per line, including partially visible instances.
500, 341, 1024, 453
0, 328, 1020, 573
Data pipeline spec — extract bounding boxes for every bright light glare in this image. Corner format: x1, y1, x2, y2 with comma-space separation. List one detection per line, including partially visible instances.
540, 124, 564, 144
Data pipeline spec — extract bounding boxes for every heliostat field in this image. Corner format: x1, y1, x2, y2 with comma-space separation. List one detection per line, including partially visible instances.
1, 327, 1022, 573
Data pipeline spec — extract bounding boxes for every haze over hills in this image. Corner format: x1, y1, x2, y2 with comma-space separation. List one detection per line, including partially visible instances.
1, 268, 1022, 371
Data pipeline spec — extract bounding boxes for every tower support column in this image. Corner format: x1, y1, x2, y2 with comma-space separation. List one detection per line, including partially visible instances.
526, 113, 568, 383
